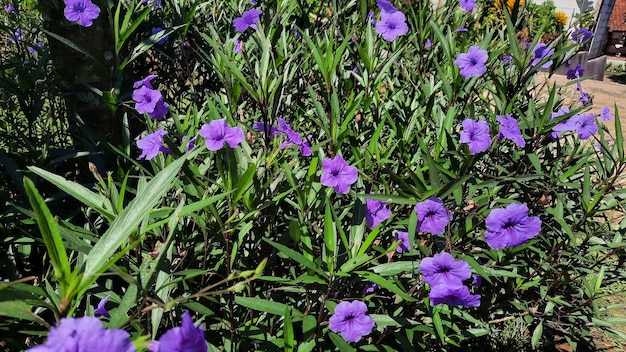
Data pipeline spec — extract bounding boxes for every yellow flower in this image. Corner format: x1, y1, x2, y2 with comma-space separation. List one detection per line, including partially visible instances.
493, 0, 525, 13
554, 11, 568, 26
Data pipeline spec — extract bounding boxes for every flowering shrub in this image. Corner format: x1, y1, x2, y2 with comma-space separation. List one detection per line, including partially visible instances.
2, 0, 626, 351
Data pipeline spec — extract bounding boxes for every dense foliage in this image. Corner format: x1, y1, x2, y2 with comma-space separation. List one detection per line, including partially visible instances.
1, 0, 626, 351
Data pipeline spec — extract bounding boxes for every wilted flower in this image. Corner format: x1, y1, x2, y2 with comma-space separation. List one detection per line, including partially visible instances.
571, 28, 593, 43
328, 301, 375, 343
496, 114, 525, 148
414, 197, 452, 235
63, 0, 101, 27
133, 74, 157, 89
26, 317, 135, 352
577, 81, 592, 106
137, 130, 170, 160
419, 252, 472, 286
94, 295, 110, 318
485, 203, 542, 249
321, 155, 358, 194
460, 0, 476, 12
566, 64, 584, 80
375, 11, 408, 42
233, 8, 262, 32
455, 46, 488, 79
150, 311, 206, 352
277, 118, 311, 156
199, 119, 245, 151
365, 197, 392, 229
394, 231, 410, 253
600, 106, 613, 121
428, 283, 481, 307
460, 119, 491, 154
531, 43, 554, 69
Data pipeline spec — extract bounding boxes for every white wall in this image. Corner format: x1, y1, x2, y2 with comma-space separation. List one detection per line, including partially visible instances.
532, 0, 596, 25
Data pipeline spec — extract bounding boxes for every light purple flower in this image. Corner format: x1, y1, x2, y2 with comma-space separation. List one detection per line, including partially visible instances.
531, 43, 554, 69
133, 74, 158, 89
394, 231, 410, 253
377, 0, 398, 13
252, 121, 279, 137
5, 2, 14, 13
460, 0, 476, 12
233, 39, 242, 53
571, 28, 593, 44
577, 81, 592, 106
320, 155, 358, 194
328, 301, 375, 343
550, 107, 570, 138
485, 203, 542, 249
132, 86, 163, 114
233, 8, 262, 32
497, 114, 525, 148
26, 317, 135, 352
414, 197, 452, 235
199, 119, 245, 151
137, 130, 170, 160
453, 26, 468, 32
455, 46, 488, 79
460, 119, 491, 154
428, 283, 481, 307
149, 311, 206, 352
64, 0, 101, 27
277, 118, 311, 156
367, 11, 375, 26
572, 113, 598, 139
94, 295, 110, 318
365, 197, 392, 229
566, 64, 584, 80
375, 11, 408, 42
419, 252, 472, 286
600, 106, 613, 121
425, 38, 432, 48
151, 27, 168, 44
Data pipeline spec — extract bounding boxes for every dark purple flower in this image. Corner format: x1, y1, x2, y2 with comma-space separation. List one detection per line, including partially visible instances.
571, 28, 593, 44
151, 27, 169, 44
182, 136, 197, 152
133, 74, 157, 89
485, 203, 542, 249
414, 197, 452, 235
425, 38, 432, 48
455, 46, 488, 79
566, 64, 584, 80
150, 311, 206, 352
531, 43, 554, 69
496, 114, 525, 148
419, 252, 472, 286
472, 274, 482, 287
328, 301, 375, 343
320, 155, 358, 194
394, 231, 410, 253
5, 2, 14, 13
26, 317, 135, 352
365, 197, 392, 229
460, 119, 491, 154
577, 81, 592, 106
132, 86, 163, 114
233, 8, 262, 32
377, 0, 398, 13
94, 295, 110, 318
141, 0, 162, 10
277, 118, 311, 156
199, 119, 244, 151
137, 130, 171, 160
453, 26, 468, 32
28, 41, 44, 54
251, 0, 257, 4
252, 121, 278, 137
600, 106, 613, 121
375, 11, 408, 42
64, 0, 101, 27
460, 0, 476, 12
362, 283, 377, 294
428, 283, 481, 307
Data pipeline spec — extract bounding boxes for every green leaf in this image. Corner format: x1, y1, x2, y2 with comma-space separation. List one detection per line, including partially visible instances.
356, 271, 416, 302
264, 238, 329, 279
329, 333, 357, 352
234, 296, 303, 317
284, 306, 295, 352
531, 321, 543, 348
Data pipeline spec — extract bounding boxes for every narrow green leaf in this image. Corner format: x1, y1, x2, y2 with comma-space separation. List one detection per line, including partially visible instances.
531, 321, 543, 348
234, 296, 303, 317
264, 238, 328, 279
284, 306, 295, 352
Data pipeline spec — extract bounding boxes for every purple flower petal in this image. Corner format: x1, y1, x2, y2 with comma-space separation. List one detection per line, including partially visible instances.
375, 11, 409, 42
233, 8, 262, 33
459, 119, 491, 154
94, 295, 111, 318
320, 155, 358, 194
414, 197, 452, 235
199, 119, 244, 151
496, 114, 525, 148
64, 0, 101, 27
485, 203, 541, 249
455, 46, 488, 79
328, 301, 375, 343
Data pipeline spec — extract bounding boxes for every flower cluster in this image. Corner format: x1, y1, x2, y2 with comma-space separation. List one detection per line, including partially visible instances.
552, 112, 598, 140
63, 0, 100, 27
375, 0, 408, 42
328, 301, 375, 342
132, 75, 169, 120
419, 253, 480, 307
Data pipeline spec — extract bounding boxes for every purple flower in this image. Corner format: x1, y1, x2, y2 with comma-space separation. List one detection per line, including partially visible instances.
132, 86, 163, 114
328, 301, 375, 343
149, 100, 169, 120
472, 274, 482, 287
566, 64, 584, 80
362, 283, 377, 294
485, 203, 542, 249
320, 155, 359, 194
28, 41, 44, 54
367, 11, 375, 26
26, 317, 135, 352
577, 81, 592, 106
233, 8, 262, 33
233, 39, 242, 53
150, 311, 206, 352
63, 0, 101, 27
571, 113, 598, 139
137, 130, 171, 160
5, 2, 14, 13
277, 118, 311, 156
394, 231, 410, 253
414, 197, 452, 235
453, 26, 468, 32
428, 283, 481, 307
133, 74, 158, 89
460, 119, 491, 154
460, 0, 476, 12
252, 121, 279, 137
455, 46, 488, 79
600, 106, 613, 121
375, 11, 408, 42
251, 0, 257, 4
182, 136, 197, 152
365, 197, 392, 229
550, 107, 570, 138
425, 38, 432, 48
419, 252, 472, 286
94, 295, 110, 318
9, 28, 22, 43
571, 28, 593, 44
531, 43, 554, 69
151, 27, 169, 44
199, 119, 245, 151
496, 114, 525, 148
141, 0, 162, 10
377, 0, 398, 13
